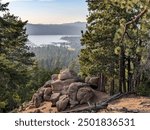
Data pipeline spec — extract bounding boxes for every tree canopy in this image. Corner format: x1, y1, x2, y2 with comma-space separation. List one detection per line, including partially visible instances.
79, 0, 150, 94
0, 2, 36, 112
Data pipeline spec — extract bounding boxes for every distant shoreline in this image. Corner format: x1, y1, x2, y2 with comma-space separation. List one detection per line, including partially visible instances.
27, 35, 81, 48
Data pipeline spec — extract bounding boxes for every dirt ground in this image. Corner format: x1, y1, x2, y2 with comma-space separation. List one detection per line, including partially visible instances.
99, 94, 150, 113
22, 91, 109, 113
22, 93, 150, 113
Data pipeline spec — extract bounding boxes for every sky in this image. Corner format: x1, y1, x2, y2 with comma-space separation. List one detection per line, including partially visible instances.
1, 0, 88, 24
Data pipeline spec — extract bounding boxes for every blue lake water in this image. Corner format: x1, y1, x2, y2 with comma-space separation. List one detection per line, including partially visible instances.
28, 35, 80, 46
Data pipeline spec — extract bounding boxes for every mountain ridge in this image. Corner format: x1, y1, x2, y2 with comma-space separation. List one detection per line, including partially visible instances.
26, 22, 86, 35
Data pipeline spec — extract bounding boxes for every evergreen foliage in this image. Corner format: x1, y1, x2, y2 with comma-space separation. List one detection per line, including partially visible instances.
0, 2, 56, 112
79, 0, 150, 94
30, 37, 81, 71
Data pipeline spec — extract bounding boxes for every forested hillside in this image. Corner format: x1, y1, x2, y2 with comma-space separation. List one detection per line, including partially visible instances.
30, 36, 81, 71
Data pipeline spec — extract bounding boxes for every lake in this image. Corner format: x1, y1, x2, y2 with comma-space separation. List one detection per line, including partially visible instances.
28, 35, 80, 46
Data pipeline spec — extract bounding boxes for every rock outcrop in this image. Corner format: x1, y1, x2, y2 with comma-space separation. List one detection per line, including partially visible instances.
20, 69, 98, 112
77, 87, 95, 105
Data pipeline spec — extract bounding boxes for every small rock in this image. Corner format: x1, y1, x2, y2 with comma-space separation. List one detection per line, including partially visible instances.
70, 100, 79, 108
50, 93, 61, 106
77, 87, 95, 105
43, 95, 51, 101
51, 74, 58, 81
61, 86, 69, 95
56, 95, 69, 111
37, 87, 45, 97
58, 69, 76, 80
85, 77, 90, 83
44, 87, 52, 96
85, 76, 99, 86
43, 80, 52, 88
31, 93, 43, 108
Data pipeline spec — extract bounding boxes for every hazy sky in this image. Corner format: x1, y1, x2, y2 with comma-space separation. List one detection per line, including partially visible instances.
2, 0, 88, 24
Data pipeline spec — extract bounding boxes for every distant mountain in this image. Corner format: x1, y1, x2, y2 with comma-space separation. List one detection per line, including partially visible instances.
26, 22, 86, 35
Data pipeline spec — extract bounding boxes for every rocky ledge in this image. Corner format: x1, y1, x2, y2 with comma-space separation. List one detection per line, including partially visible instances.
19, 69, 107, 113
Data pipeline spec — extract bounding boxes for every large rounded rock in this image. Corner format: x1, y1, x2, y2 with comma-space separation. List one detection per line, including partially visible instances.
31, 93, 43, 108
85, 77, 99, 86
51, 79, 77, 93
56, 95, 69, 111
44, 87, 52, 96
77, 87, 95, 105
37, 87, 45, 97
43, 80, 52, 88
43, 88, 52, 101
58, 69, 76, 80
61, 85, 70, 95
89, 77, 99, 86
51, 74, 58, 81
68, 82, 87, 107
50, 93, 61, 106
85, 77, 90, 83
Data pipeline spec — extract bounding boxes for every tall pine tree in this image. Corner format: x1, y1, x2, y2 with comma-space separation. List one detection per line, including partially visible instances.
79, 0, 150, 94
0, 2, 35, 112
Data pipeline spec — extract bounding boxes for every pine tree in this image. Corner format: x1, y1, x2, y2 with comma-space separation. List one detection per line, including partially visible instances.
79, 0, 150, 94
0, 2, 35, 112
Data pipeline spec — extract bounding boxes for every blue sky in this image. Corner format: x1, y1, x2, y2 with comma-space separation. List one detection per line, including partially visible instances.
2, 0, 88, 24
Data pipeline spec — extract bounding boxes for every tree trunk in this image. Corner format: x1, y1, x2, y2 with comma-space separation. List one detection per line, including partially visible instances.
110, 78, 115, 96
122, 48, 126, 93
97, 74, 102, 91
127, 56, 131, 92
100, 74, 106, 92
119, 46, 125, 93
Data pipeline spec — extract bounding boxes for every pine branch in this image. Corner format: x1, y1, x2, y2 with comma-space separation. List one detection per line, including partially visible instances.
121, 8, 148, 43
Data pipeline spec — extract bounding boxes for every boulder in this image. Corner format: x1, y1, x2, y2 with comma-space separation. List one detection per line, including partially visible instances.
85, 77, 99, 86
50, 93, 61, 106
51, 79, 77, 93
37, 87, 45, 97
44, 87, 52, 96
58, 69, 76, 80
51, 74, 58, 81
70, 100, 79, 108
77, 87, 95, 105
31, 93, 43, 108
51, 80, 63, 93
89, 77, 99, 86
43, 95, 51, 101
61, 85, 70, 95
68, 82, 87, 107
43, 88, 52, 101
85, 77, 90, 83
43, 80, 52, 88
56, 95, 69, 111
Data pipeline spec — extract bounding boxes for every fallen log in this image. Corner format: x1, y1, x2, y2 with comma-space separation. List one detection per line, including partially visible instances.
61, 93, 125, 113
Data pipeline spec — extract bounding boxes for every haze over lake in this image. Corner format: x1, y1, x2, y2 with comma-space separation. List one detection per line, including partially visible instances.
28, 35, 80, 46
